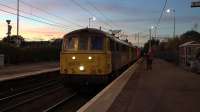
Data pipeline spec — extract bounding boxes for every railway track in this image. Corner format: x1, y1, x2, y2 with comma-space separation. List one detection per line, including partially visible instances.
43, 92, 78, 112
0, 71, 60, 98
0, 79, 67, 112
0, 69, 78, 112
43, 85, 107, 112
0, 79, 59, 99
0, 79, 100, 112
0, 62, 133, 112
0, 68, 103, 112
45, 63, 133, 112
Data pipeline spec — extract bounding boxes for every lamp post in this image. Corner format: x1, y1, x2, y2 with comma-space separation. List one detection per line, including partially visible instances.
137, 32, 140, 47
148, 25, 155, 50
154, 26, 157, 40
149, 27, 152, 50
88, 17, 96, 28
166, 8, 176, 38
151, 25, 158, 40
17, 0, 19, 37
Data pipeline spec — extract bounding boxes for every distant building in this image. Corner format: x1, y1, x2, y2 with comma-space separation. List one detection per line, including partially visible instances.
179, 41, 200, 66
22, 41, 50, 48
21, 39, 63, 49
2, 35, 63, 49
50, 38, 63, 49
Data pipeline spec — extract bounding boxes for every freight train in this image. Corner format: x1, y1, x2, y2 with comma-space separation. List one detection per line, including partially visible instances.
60, 28, 140, 84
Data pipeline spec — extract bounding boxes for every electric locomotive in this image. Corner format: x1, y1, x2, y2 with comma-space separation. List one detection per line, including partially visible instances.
60, 28, 138, 84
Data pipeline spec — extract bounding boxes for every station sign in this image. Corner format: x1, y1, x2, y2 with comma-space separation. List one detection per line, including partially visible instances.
191, 1, 200, 7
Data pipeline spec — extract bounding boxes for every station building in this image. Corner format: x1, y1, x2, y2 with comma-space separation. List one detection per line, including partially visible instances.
179, 41, 200, 67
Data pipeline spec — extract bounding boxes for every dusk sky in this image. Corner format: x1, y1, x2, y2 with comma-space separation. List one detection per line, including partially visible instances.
0, 0, 199, 45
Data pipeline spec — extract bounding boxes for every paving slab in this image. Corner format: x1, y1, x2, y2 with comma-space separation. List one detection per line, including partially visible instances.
107, 59, 200, 112
77, 59, 142, 112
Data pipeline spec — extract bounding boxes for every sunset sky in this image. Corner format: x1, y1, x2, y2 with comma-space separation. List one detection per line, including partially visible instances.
0, 0, 199, 45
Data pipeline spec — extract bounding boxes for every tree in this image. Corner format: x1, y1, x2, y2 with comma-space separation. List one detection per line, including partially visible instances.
180, 30, 200, 42
2, 35, 25, 47
156, 30, 200, 63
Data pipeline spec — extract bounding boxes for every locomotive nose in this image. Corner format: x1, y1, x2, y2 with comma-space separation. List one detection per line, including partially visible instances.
79, 65, 85, 71
61, 53, 108, 75
88, 56, 92, 60
72, 56, 76, 60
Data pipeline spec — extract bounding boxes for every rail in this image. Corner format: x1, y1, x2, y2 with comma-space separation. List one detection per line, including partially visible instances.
43, 92, 78, 112
77, 58, 143, 112
0, 79, 63, 112
0, 67, 59, 82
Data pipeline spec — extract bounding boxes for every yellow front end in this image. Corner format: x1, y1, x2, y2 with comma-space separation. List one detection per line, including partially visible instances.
60, 52, 111, 75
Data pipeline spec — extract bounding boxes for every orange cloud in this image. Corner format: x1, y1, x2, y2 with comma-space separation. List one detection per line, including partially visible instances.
0, 20, 68, 41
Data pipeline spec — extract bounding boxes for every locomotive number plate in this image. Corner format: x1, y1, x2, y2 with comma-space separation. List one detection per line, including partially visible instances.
68, 61, 80, 66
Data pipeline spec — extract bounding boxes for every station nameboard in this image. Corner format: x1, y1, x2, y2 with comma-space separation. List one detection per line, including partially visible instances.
191, 1, 200, 7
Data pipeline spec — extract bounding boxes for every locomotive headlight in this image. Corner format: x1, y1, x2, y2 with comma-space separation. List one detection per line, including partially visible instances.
88, 56, 92, 60
72, 56, 76, 60
79, 66, 84, 71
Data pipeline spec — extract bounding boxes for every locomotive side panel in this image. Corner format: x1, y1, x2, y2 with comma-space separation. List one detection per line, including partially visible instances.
109, 39, 133, 72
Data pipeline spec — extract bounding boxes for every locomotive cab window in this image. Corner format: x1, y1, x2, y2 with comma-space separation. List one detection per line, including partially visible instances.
79, 36, 89, 50
66, 36, 78, 50
90, 36, 104, 50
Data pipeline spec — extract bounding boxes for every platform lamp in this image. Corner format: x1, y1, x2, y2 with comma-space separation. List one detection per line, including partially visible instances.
166, 8, 176, 38
89, 17, 96, 28
6, 20, 12, 37
148, 26, 155, 50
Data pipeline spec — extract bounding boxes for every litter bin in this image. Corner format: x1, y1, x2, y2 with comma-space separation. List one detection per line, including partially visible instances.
0, 54, 4, 67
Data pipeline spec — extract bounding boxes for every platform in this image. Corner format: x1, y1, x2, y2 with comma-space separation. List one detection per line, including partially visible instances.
0, 62, 59, 82
78, 59, 200, 112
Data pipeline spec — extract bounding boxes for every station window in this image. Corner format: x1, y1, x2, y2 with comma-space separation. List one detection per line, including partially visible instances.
91, 37, 103, 50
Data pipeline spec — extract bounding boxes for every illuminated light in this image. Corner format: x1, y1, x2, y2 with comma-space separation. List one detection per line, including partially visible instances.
88, 56, 92, 60
92, 16, 96, 21
79, 66, 84, 71
166, 9, 171, 13
72, 56, 76, 60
